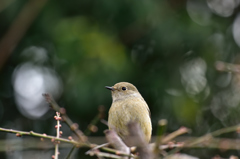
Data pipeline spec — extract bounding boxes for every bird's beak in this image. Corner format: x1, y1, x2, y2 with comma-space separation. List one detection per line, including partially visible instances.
105, 86, 115, 91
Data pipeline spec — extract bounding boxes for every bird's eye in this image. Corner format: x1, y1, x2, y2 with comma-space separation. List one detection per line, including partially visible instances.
122, 87, 127, 91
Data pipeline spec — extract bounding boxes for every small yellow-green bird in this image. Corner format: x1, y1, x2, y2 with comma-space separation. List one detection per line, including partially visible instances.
105, 82, 152, 145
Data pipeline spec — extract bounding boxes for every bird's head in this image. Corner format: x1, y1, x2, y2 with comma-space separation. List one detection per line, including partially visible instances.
105, 82, 142, 102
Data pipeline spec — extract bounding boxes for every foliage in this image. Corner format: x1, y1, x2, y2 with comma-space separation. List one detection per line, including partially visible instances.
1, 0, 240, 158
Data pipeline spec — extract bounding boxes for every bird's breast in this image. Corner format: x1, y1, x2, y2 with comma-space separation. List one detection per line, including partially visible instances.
108, 96, 152, 143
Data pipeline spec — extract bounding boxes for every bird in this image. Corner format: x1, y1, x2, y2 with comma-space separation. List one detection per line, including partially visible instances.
105, 82, 152, 146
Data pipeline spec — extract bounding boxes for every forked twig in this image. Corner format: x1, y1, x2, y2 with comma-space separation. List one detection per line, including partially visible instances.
42, 93, 88, 143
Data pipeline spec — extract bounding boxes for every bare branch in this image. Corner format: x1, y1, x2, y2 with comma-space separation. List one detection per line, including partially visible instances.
127, 122, 153, 159
215, 61, 240, 73
42, 93, 88, 143
0, 127, 82, 146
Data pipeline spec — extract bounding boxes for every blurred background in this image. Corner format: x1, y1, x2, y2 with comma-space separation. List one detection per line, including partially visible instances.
1, 0, 240, 158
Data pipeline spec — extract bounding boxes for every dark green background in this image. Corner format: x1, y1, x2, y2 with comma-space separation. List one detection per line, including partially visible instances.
1, 0, 240, 158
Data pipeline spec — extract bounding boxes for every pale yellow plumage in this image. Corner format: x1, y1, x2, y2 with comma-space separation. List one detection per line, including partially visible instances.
106, 82, 152, 146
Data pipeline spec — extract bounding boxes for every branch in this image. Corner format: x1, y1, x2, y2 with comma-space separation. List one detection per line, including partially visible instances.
0, 126, 135, 158
127, 122, 153, 159
0, 127, 91, 148
154, 119, 168, 157
104, 130, 131, 159
161, 127, 190, 144
53, 112, 61, 159
42, 93, 88, 143
166, 124, 240, 155
86, 149, 125, 159
84, 105, 105, 136
215, 61, 240, 73
187, 124, 240, 147
3, 137, 240, 152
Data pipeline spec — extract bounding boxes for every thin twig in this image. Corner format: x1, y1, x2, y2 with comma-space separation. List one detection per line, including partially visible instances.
104, 130, 131, 159
84, 105, 105, 136
101, 119, 108, 126
54, 112, 61, 159
0, 127, 135, 158
186, 124, 240, 147
167, 124, 240, 156
65, 146, 76, 159
161, 127, 190, 144
42, 94, 88, 143
87, 143, 109, 152
215, 61, 240, 73
2, 137, 240, 152
154, 119, 167, 157
0, 127, 83, 146
127, 122, 153, 159
86, 149, 125, 159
